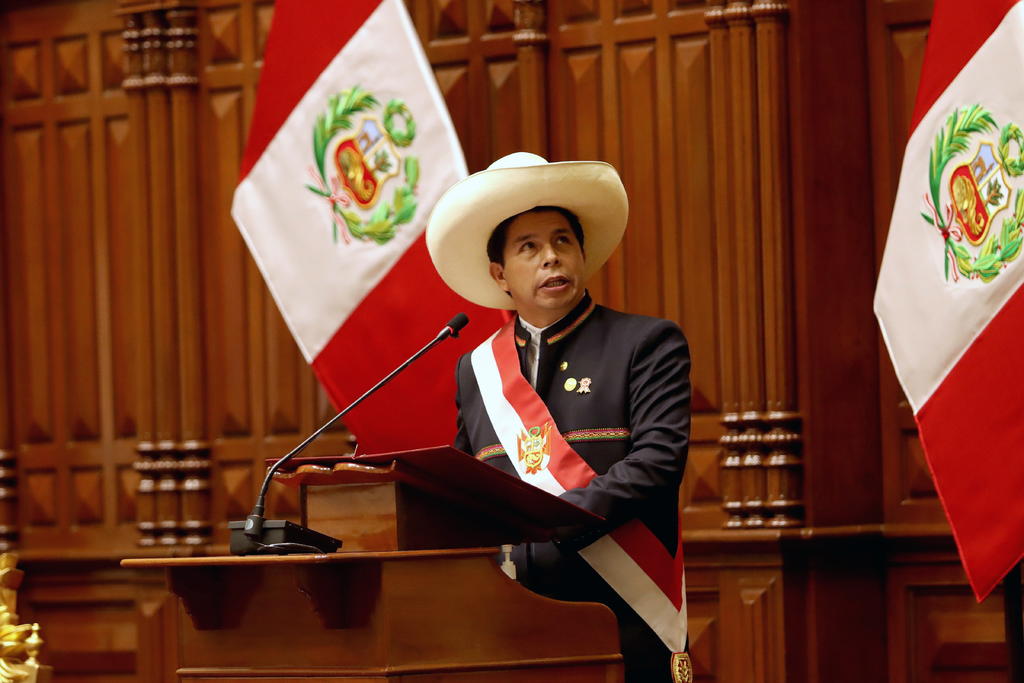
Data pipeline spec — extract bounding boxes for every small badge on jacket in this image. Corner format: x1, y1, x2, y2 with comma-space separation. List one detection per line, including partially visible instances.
577, 377, 592, 394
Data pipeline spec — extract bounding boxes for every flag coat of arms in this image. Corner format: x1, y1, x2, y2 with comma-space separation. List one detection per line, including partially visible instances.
232, 0, 504, 452
875, 0, 1024, 600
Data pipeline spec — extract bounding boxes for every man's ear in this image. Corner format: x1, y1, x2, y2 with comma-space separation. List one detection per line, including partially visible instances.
489, 262, 510, 293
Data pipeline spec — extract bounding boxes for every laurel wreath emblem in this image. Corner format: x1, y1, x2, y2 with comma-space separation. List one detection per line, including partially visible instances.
924, 105, 1024, 282
305, 86, 420, 245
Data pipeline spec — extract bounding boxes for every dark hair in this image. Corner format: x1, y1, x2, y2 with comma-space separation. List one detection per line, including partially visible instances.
486, 206, 585, 265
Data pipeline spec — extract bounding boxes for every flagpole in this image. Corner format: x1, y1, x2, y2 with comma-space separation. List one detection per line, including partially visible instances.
1005, 561, 1023, 683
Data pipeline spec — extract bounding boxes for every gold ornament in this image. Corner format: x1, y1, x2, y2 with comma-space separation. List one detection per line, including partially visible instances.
671, 652, 693, 683
0, 554, 46, 683
563, 377, 578, 392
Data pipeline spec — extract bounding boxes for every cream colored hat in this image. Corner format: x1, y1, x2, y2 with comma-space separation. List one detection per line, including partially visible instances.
425, 152, 628, 310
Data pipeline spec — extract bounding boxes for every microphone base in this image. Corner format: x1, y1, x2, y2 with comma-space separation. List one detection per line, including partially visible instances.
228, 519, 342, 555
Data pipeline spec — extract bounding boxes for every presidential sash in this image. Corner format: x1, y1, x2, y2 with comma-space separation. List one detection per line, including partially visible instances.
470, 319, 688, 654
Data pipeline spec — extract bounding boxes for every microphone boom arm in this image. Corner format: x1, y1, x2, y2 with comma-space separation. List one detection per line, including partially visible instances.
239, 313, 469, 550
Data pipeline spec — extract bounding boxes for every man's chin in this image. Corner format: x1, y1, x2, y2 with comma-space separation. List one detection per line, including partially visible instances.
534, 287, 581, 310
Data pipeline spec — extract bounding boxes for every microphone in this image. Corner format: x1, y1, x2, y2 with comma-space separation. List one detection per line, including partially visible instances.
229, 313, 470, 555
444, 312, 469, 338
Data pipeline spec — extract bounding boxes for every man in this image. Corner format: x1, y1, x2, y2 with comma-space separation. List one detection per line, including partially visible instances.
426, 153, 692, 683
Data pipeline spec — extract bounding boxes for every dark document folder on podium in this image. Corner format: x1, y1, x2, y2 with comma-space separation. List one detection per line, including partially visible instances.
268, 445, 603, 551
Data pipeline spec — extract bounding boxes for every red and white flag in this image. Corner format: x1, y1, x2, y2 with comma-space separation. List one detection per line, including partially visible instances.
232, 0, 504, 452
875, 0, 1024, 600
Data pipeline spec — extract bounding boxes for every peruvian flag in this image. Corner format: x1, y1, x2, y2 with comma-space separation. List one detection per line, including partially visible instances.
232, 0, 504, 452
875, 0, 1024, 600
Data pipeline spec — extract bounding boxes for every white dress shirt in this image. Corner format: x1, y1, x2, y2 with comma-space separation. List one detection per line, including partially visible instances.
519, 318, 550, 388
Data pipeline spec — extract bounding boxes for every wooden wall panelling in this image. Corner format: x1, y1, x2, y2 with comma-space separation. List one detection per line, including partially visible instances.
254, 0, 313, 527
546, 0, 725, 532
887, 552, 1009, 683
663, 9, 729, 531
779, 535, 889, 683
200, 0, 255, 541
196, 0, 344, 545
197, 0, 260, 543
677, 561, 722, 683
135, 580, 179, 683
673, 13, 729, 530
668, 22, 726, 529
718, 563, 785, 683
415, 0, 520, 173
103, 13, 147, 550
2, 0, 141, 553
785, 0, 881, 528
3, 12, 66, 549
866, 0, 943, 527
18, 561, 175, 683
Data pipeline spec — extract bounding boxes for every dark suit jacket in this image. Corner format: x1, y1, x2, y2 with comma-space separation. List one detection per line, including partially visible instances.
454, 292, 692, 582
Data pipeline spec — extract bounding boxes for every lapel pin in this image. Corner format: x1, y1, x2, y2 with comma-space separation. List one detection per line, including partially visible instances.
577, 377, 592, 394
563, 377, 578, 392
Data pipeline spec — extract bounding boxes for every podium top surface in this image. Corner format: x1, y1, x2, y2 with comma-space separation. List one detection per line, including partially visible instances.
121, 547, 496, 569
269, 446, 603, 530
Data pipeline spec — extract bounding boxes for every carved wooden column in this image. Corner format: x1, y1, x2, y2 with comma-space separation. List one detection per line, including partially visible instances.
125, 7, 210, 547
0, 452, 16, 552
705, 0, 746, 528
725, 0, 768, 528
753, 0, 802, 527
123, 13, 160, 547
134, 454, 158, 547
0, 237, 16, 551
514, 0, 548, 156
140, 10, 186, 547
0, 109, 14, 550
167, 7, 210, 546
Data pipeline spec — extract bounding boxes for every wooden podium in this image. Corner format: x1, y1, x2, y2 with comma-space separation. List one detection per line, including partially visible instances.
123, 447, 624, 682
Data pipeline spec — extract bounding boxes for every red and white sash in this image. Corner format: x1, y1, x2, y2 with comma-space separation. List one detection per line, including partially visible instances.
470, 319, 687, 653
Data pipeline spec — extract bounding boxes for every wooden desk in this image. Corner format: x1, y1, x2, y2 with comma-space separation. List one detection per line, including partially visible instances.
123, 550, 623, 682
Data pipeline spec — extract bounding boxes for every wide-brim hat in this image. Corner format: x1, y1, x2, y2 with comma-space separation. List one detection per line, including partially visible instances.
425, 152, 628, 310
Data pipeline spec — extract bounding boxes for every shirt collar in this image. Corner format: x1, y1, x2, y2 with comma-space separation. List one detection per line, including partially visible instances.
513, 291, 595, 348
519, 318, 549, 338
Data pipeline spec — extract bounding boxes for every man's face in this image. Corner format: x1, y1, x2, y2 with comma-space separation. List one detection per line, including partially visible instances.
488, 210, 586, 327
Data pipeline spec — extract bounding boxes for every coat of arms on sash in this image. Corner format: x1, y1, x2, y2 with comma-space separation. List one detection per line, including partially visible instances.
517, 424, 552, 474
670, 652, 693, 683
924, 105, 1024, 282
305, 85, 420, 246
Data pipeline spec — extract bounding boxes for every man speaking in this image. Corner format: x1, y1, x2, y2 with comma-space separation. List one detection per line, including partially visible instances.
426, 152, 692, 683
